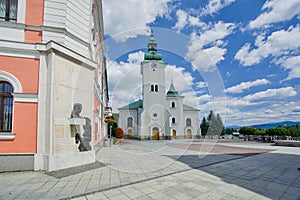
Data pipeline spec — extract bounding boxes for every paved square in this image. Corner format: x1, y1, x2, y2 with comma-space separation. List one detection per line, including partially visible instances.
0, 139, 300, 200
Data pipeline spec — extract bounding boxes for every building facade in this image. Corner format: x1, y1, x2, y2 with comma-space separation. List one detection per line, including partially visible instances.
0, 0, 108, 172
118, 33, 200, 140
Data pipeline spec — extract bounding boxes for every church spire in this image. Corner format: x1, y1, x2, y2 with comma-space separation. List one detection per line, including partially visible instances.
144, 29, 163, 61
167, 81, 180, 97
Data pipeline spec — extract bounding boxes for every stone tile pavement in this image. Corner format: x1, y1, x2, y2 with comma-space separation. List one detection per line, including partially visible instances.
0, 139, 300, 200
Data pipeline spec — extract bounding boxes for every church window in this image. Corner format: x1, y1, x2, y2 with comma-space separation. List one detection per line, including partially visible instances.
0, 0, 18, 22
151, 85, 154, 92
127, 117, 133, 127
171, 101, 176, 108
186, 118, 191, 127
150, 84, 159, 92
0, 81, 13, 132
172, 117, 176, 124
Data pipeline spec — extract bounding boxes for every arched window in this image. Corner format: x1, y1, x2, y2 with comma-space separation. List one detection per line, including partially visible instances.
127, 117, 133, 127
151, 85, 154, 92
0, 81, 13, 132
171, 101, 175, 108
186, 118, 191, 127
150, 84, 159, 92
172, 117, 176, 124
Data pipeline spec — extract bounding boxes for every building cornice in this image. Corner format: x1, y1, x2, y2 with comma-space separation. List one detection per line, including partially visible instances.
40, 41, 97, 70
0, 40, 97, 71
13, 93, 38, 103
0, 22, 89, 48
0, 133, 15, 141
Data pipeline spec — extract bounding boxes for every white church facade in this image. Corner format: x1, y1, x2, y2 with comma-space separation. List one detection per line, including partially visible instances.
118, 33, 201, 140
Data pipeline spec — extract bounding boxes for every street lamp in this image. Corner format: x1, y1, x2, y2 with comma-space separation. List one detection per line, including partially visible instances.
104, 106, 117, 147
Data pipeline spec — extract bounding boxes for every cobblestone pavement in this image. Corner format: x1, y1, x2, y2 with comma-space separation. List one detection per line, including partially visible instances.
0, 139, 300, 200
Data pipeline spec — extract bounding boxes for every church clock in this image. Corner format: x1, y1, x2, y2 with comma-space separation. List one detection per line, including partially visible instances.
150, 61, 157, 68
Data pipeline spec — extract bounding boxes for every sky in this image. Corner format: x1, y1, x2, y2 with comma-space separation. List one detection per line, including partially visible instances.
102, 0, 300, 127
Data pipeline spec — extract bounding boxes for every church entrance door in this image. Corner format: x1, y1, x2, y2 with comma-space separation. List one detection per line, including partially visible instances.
152, 127, 159, 140
127, 129, 133, 138
172, 130, 176, 139
186, 129, 192, 139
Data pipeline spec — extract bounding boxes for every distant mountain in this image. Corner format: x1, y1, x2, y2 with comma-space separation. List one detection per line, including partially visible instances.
226, 125, 240, 129
250, 121, 300, 130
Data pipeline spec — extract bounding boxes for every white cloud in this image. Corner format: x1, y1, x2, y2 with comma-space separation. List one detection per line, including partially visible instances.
186, 40, 227, 72
198, 21, 236, 47
293, 106, 300, 113
243, 87, 297, 102
173, 9, 207, 31
225, 79, 270, 94
173, 9, 188, 31
198, 94, 211, 102
235, 25, 300, 66
103, 0, 172, 42
185, 21, 235, 72
188, 16, 203, 27
224, 100, 300, 126
199, 88, 299, 126
107, 52, 144, 112
196, 81, 208, 89
276, 55, 300, 80
127, 51, 145, 63
249, 0, 300, 29
201, 0, 236, 16
165, 65, 194, 92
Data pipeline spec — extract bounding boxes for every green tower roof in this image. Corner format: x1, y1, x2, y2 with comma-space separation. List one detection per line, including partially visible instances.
118, 100, 143, 110
144, 30, 163, 61
167, 81, 181, 97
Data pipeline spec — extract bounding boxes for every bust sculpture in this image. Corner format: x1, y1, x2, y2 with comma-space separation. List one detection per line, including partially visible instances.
71, 103, 83, 118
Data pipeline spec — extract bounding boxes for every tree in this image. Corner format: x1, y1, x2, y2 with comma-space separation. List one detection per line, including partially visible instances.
207, 110, 216, 135
288, 125, 300, 137
225, 128, 236, 135
266, 126, 288, 136
216, 113, 225, 135
206, 110, 224, 135
239, 127, 256, 136
254, 129, 266, 136
200, 117, 209, 136
107, 116, 118, 137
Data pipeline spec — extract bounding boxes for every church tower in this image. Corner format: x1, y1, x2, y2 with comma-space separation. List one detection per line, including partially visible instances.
140, 31, 169, 139
118, 31, 200, 140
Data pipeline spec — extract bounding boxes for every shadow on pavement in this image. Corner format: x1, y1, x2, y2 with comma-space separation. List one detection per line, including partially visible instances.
46, 161, 105, 179
165, 152, 300, 200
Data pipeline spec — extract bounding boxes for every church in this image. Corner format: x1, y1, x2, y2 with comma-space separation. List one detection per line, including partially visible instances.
118, 32, 201, 140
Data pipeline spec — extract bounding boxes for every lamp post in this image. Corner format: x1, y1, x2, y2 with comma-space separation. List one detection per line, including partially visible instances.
109, 124, 112, 147
104, 106, 116, 147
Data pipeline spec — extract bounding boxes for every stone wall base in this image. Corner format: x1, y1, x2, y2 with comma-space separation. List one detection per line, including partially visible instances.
34, 150, 95, 172
0, 154, 34, 172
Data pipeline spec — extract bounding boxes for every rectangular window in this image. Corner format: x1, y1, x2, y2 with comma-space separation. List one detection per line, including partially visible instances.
0, 0, 18, 22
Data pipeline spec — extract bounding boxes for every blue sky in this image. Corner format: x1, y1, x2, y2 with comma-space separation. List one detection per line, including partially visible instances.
102, 0, 300, 126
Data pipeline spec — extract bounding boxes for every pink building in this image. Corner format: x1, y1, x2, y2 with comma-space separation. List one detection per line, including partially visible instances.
0, 0, 108, 171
